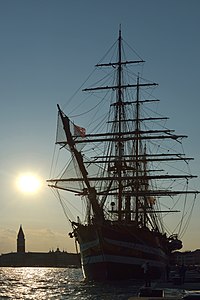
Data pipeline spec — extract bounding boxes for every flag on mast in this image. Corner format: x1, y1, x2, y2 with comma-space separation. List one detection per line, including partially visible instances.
74, 124, 86, 137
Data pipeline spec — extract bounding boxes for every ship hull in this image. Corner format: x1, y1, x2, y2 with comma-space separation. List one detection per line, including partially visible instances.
75, 223, 168, 281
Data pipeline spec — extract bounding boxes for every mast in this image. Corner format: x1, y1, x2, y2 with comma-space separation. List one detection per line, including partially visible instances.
117, 28, 123, 221
56, 104, 104, 223
135, 76, 140, 224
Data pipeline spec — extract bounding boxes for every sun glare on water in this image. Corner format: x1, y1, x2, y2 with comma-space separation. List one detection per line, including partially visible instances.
17, 173, 42, 194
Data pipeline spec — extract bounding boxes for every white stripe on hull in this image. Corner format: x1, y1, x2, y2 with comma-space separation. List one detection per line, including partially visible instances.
82, 253, 166, 268
79, 237, 166, 260
104, 237, 166, 258
79, 238, 99, 251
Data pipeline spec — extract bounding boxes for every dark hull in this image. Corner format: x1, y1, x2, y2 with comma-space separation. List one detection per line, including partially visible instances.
82, 257, 165, 281
75, 223, 168, 281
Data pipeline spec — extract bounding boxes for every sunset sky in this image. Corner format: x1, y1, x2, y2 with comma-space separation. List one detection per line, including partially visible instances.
0, 0, 200, 254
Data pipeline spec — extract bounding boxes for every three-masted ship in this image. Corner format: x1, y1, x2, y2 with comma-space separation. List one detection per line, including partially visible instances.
47, 29, 198, 281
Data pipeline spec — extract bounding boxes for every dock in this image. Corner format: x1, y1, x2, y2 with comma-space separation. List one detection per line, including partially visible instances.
128, 271, 200, 300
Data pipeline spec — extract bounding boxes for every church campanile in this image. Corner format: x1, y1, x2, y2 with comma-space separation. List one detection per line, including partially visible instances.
17, 225, 25, 253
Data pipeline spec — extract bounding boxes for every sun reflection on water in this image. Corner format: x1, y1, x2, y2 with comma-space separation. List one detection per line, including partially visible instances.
0, 267, 142, 299
0, 267, 83, 299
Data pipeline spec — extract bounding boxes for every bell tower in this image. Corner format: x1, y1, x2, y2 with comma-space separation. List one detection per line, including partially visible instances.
17, 225, 25, 253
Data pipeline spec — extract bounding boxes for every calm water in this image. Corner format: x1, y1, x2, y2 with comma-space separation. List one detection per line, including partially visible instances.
0, 267, 141, 299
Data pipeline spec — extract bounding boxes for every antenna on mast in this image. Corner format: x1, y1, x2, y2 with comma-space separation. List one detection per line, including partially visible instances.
119, 24, 122, 36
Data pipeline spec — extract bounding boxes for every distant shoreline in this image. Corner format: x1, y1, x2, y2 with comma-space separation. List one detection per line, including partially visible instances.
0, 251, 81, 268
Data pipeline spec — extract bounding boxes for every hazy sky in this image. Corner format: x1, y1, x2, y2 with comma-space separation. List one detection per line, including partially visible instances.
0, 0, 200, 254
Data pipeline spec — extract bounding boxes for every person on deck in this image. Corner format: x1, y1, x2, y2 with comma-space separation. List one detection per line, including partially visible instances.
179, 264, 187, 284
166, 264, 170, 282
142, 262, 151, 287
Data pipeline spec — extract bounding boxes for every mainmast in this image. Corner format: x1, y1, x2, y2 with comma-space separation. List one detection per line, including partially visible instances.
116, 28, 123, 221
135, 76, 140, 224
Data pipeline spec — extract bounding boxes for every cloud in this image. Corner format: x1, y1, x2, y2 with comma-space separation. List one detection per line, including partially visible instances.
25, 228, 74, 253
0, 228, 16, 253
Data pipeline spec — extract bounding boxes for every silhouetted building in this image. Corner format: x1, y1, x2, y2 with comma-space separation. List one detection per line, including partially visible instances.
0, 225, 80, 268
171, 249, 200, 266
17, 225, 25, 253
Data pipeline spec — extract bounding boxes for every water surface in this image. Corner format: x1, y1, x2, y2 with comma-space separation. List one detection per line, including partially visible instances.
0, 267, 141, 299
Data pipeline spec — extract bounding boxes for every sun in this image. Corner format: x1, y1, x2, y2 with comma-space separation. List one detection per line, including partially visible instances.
16, 173, 42, 194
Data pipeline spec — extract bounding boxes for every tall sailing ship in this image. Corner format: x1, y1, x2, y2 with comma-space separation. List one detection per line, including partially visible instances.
47, 30, 198, 281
